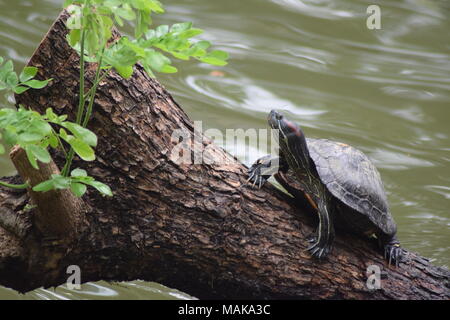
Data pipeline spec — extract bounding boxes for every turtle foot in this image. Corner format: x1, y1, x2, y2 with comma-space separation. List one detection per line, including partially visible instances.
247, 155, 276, 189
307, 240, 332, 259
384, 242, 403, 267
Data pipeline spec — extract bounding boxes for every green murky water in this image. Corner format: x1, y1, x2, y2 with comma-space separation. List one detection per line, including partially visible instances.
0, 0, 449, 299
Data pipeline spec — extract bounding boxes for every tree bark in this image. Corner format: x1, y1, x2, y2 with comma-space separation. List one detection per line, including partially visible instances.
0, 11, 448, 299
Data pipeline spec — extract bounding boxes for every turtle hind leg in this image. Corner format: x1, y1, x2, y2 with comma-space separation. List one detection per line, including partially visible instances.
306, 196, 335, 259
381, 235, 403, 267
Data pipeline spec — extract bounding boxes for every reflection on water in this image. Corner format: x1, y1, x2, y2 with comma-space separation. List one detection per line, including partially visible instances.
0, 0, 449, 299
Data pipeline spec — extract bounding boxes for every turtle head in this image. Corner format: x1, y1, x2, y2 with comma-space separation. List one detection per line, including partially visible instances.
268, 110, 310, 167
268, 109, 305, 141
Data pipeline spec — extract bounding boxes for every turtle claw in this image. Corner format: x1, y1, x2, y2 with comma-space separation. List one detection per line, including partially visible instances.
246, 170, 256, 183
307, 245, 328, 259
307, 245, 321, 258
384, 243, 403, 267
306, 229, 333, 260
258, 176, 264, 189
247, 155, 275, 189
306, 240, 332, 260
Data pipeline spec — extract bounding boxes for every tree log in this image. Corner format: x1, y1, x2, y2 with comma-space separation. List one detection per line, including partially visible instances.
0, 11, 448, 299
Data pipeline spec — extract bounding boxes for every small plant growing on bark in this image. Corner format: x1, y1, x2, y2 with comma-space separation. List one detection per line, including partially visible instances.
0, 0, 228, 198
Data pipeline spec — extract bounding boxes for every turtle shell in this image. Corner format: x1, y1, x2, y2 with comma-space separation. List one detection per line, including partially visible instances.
306, 138, 397, 237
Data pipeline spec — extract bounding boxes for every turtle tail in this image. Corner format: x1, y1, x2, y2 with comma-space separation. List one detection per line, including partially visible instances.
381, 235, 403, 267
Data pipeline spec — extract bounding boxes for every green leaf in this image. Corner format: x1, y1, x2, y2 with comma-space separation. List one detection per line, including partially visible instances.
170, 22, 192, 33
32, 179, 54, 192
114, 13, 124, 27
51, 174, 71, 189
0, 60, 15, 90
24, 145, 39, 169
59, 128, 68, 140
97, 5, 113, 15
3, 130, 18, 147
68, 29, 81, 47
19, 66, 38, 82
163, 37, 185, 51
131, 0, 163, 13
18, 132, 43, 143
98, 15, 113, 45
62, 122, 97, 147
209, 50, 229, 60
122, 37, 146, 57
170, 52, 190, 61
13, 86, 30, 94
86, 180, 113, 197
71, 168, 88, 177
115, 65, 134, 79
27, 145, 51, 163
71, 182, 87, 197
116, 5, 136, 20
23, 79, 51, 89
86, 30, 100, 56
29, 119, 52, 136
199, 51, 229, 66
48, 134, 59, 148
69, 138, 96, 161
148, 0, 164, 13
103, 40, 139, 78
160, 64, 177, 73
66, 4, 82, 30
135, 10, 152, 39
34, 174, 71, 191
144, 29, 157, 41
195, 40, 211, 50
156, 25, 169, 38
145, 50, 170, 72
6, 72, 18, 87
45, 108, 58, 122
178, 28, 203, 39
3, 60, 13, 73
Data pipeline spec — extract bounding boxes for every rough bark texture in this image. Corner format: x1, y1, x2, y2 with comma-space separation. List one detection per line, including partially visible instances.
0, 11, 449, 299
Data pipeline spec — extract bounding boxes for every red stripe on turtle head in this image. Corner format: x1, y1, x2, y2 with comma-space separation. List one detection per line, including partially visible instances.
284, 119, 302, 137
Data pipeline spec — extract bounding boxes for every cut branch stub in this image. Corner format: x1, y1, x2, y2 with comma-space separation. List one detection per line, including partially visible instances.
9, 145, 86, 240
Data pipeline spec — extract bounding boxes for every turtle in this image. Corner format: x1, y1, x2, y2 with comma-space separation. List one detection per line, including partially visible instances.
248, 110, 403, 265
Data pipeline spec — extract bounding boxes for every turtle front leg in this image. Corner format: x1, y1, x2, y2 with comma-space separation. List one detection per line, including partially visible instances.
307, 195, 335, 259
248, 155, 287, 189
